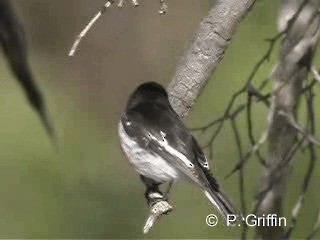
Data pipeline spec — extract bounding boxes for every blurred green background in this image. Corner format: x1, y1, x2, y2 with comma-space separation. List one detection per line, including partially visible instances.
0, 0, 319, 238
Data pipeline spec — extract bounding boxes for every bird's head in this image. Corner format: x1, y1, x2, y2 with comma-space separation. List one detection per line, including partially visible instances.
127, 82, 169, 109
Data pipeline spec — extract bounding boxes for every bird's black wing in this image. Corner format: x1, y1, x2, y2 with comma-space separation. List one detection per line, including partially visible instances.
122, 101, 211, 186
191, 136, 210, 170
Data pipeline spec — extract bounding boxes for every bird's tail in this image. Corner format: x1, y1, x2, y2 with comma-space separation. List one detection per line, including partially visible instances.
204, 189, 238, 221
203, 171, 239, 221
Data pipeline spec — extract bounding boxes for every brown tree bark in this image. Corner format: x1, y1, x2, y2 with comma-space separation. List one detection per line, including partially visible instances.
168, 0, 256, 117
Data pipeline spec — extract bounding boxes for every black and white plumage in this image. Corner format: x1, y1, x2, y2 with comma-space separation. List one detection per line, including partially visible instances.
118, 82, 238, 221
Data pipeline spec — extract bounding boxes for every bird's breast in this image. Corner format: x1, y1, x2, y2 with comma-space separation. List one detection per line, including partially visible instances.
118, 122, 179, 183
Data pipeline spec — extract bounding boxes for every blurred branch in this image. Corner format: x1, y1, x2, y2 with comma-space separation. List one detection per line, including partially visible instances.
226, 123, 270, 179
250, 135, 306, 234
225, 71, 318, 178
159, 0, 168, 15
311, 65, 320, 82
256, 0, 320, 238
306, 208, 320, 240
230, 119, 248, 240
191, 30, 281, 162
278, 110, 320, 146
143, 0, 257, 233
284, 85, 317, 239
0, 0, 56, 144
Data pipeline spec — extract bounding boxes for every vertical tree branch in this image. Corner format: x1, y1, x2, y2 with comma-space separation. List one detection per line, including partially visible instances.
256, 0, 320, 239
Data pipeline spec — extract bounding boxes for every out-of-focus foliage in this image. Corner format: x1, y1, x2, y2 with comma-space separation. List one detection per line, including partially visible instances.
0, 0, 319, 238
0, 0, 55, 141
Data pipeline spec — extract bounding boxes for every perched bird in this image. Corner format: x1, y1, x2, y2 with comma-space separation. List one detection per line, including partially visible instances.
118, 81, 238, 222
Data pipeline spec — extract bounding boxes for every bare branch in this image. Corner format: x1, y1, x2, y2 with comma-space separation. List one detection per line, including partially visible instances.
278, 110, 320, 146
191, 30, 281, 167
246, 87, 268, 165
159, 0, 168, 15
253, 136, 305, 216
68, 1, 114, 56
69, 0, 169, 56
311, 65, 320, 83
230, 119, 248, 240
285, 88, 317, 239
306, 209, 320, 240
256, 0, 320, 238
132, 0, 139, 7
226, 125, 269, 178
167, 0, 256, 117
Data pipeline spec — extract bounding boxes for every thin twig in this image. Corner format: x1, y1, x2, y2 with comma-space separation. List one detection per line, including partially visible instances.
284, 87, 317, 239
206, 88, 246, 158
159, 0, 168, 15
69, 1, 114, 56
247, 87, 267, 166
225, 126, 269, 179
278, 110, 320, 146
192, 29, 281, 163
225, 79, 296, 177
311, 66, 320, 83
230, 119, 247, 240
306, 209, 320, 240
132, 0, 139, 7
192, 29, 281, 133
253, 137, 305, 215
117, 0, 125, 7
69, 0, 169, 56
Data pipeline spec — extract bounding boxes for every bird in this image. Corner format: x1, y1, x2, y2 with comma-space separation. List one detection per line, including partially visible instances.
118, 81, 238, 222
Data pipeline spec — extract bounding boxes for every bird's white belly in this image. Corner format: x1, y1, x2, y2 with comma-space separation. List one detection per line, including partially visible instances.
118, 123, 179, 183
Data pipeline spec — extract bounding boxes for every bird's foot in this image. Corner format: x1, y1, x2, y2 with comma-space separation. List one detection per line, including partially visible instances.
146, 191, 167, 205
